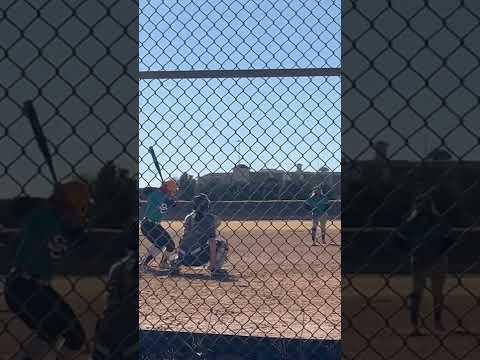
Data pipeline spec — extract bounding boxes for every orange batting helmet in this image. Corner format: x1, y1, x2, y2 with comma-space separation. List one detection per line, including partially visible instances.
50, 180, 90, 225
160, 179, 178, 197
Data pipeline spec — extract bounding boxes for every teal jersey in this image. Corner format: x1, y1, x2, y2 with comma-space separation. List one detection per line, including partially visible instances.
14, 208, 77, 281
143, 191, 174, 222
305, 194, 329, 215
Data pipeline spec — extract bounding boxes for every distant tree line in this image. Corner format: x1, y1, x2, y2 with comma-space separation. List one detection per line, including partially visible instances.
141, 172, 339, 202
5, 161, 136, 228
342, 161, 479, 227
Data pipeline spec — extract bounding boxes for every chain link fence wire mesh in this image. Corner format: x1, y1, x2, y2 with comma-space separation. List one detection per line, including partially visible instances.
138, 0, 341, 358
343, 0, 480, 359
1, 0, 138, 359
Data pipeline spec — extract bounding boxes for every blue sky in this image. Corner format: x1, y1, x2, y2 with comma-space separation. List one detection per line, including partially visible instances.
139, 0, 341, 187
139, 0, 341, 71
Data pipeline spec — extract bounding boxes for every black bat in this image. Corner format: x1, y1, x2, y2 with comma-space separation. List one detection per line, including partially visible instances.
23, 100, 58, 184
148, 146, 164, 183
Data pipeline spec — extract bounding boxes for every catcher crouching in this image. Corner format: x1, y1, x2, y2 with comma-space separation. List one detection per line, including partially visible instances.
90, 219, 138, 359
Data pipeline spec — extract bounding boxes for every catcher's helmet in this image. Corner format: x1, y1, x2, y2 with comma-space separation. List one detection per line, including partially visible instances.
193, 193, 210, 212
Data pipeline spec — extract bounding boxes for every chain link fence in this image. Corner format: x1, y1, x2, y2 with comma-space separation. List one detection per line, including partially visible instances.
1, 0, 341, 359
3, 0, 476, 359
1, 0, 138, 359
138, 0, 341, 359
343, 1, 480, 359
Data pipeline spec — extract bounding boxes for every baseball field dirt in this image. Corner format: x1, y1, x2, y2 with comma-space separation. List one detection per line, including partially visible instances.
139, 220, 341, 340
343, 275, 480, 360
1, 220, 341, 359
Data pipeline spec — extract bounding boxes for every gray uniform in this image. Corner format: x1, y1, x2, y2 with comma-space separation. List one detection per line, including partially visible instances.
178, 212, 226, 269
180, 212, 218, 253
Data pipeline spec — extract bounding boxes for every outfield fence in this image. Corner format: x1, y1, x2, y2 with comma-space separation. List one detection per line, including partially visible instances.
139, 199, 341, 220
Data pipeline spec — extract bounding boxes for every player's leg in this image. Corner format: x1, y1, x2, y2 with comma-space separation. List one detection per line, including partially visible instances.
5, 275, 59, 359
170, 242, 212, 275
409, 260, 427, 335
214, 239, 228, 271
33, 283, 86, 359
5, 274, 86, 359
139, 218, 156, 266
155, 225, 176, 268
311, 216, 319, 245
141, 243, 164, 268
56, 296, 87, 358
431, 257, 448, 332
140, 220, 174, 268
319, 214, 327, 244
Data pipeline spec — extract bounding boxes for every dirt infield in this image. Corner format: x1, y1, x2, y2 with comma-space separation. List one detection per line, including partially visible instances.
139, 220, 341, 340
0, 220, 340, 358
343, 275, 480, 360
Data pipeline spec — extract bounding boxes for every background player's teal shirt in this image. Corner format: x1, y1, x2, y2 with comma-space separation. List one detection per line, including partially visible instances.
305, 194, 329, 215
14, 208, 68, 280
143, 191, 172, 222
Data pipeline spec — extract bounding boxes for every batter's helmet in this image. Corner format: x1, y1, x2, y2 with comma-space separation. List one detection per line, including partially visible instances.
50, 180, 90, 225
161, 179, 178, 197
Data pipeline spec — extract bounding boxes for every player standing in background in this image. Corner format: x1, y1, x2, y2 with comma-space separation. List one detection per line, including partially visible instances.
90, 218, 138, 359
139, 179, 177, 270
4, 181, 90, 360
305, 185, 330, 245
170, 193, 228, 276
397, 192, 452, 336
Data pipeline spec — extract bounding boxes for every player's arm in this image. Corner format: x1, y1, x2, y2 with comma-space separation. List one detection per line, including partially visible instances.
166, 197, 177, 207
62, 224, 89, 254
